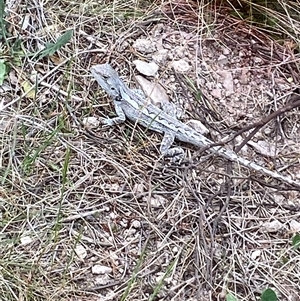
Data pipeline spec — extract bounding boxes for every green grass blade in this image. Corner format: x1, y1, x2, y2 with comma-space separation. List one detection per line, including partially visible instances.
34, 29, 73, 60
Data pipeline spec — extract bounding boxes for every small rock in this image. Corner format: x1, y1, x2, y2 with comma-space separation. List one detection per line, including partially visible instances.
253, 57, 263, 64
173, 46, 186, 58
95, 275, 110, 285
222, 47, 231, 55
133, 60, 158, 76
210, 88, 222, 99
145, 195, 166, 208
152, 49, 169, 64
251, 250, 261, 260
75, 244, 87, 261
217, 70, 234, 95
218, 54, 228, 64
92, 265, 112, 275
240, 69, 249, 84
290, 220, 300, 232
82, 117, 100, 128
109, 212, 118, 219
20, 236, 33, 246
133, 38, 156, 54
262, 220, 283, 233
132, 183, 144, 194
171, 59, 190, 73
172, 246, 179, 253
132, 220, 141, 229
124, 229, 136, 236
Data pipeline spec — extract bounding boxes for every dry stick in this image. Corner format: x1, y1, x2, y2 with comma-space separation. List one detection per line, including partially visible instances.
186, 95, 300, 191
1, 59, 71, 111
192, 95, 300, 157
234, 95, 300, 152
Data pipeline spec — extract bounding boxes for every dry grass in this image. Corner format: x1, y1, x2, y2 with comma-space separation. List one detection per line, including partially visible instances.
1, 0, 300, 300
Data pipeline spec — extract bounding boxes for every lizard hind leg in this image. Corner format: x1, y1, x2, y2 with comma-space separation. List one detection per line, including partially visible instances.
159, 131, 184, 162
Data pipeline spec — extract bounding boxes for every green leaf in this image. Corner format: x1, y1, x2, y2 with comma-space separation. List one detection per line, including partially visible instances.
292, 233, 300, 249
226, 293, 239, 301
261, 288, 278, 301
0, 59, 6, 85
36, 29, 73, 60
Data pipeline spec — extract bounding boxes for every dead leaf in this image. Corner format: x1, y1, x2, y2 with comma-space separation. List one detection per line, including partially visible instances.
135, 75, 169, 107
21, 80, 36, 99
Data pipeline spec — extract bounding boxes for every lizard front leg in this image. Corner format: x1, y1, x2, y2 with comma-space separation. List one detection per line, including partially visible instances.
160, 130, 184, 162
100, 98, 126, 126
159, 102, 185, 161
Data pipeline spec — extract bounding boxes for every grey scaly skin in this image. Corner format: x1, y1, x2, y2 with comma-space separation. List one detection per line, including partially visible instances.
90, 63, 300, 188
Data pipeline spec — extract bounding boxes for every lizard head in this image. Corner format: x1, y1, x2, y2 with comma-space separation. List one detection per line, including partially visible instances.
90, 64, 121, 99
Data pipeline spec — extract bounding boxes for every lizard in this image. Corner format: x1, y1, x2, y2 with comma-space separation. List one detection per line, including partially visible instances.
90, 63, 300, 189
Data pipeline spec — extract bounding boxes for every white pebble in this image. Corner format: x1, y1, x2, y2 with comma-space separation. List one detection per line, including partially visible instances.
92, 265, 112, 275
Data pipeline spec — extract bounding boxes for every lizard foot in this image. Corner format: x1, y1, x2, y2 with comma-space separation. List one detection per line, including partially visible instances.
99, 117, 115, 127
99, 116, 126, 127
162, 147, 185, 162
